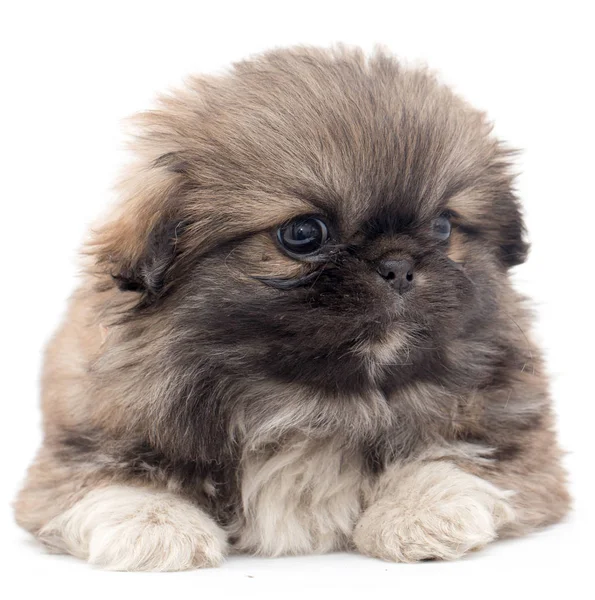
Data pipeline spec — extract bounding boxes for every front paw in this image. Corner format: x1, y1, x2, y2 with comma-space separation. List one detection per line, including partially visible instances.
353, 462, 515, 562
39, 486, 227, 571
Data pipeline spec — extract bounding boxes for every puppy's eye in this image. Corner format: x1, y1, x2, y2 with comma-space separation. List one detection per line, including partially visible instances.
277, 216, 329, 256
431, 214, 452, 241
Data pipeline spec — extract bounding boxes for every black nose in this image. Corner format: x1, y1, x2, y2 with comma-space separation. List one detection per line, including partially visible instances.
376, 258, 414, 293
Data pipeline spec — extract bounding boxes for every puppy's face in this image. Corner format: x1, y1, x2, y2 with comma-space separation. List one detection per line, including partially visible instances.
97, 48, 527, 394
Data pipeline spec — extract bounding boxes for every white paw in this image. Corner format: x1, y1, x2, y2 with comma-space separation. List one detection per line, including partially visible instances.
39, 486, 227, 571
353, 462, 515, 562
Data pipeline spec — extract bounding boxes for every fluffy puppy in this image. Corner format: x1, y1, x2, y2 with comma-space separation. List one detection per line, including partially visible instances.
15, 46, 570, 570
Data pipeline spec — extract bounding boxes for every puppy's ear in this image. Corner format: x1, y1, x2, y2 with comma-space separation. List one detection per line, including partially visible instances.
496, 190, 530, 267
111, 218, 185, 301
88, 153, 188, 306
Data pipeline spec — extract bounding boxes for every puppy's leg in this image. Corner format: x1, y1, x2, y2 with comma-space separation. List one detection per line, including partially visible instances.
14, 447, 227, 571
353, 428, 569, 562
353, 459, 515, 562
39, 485, 227, 571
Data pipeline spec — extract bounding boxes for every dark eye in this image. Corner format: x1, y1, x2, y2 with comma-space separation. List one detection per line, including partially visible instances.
431, 214, 452, 241
277, 216, 329, 256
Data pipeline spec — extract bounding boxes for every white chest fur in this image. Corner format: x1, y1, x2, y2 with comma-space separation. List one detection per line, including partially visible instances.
231, 438, 368, 556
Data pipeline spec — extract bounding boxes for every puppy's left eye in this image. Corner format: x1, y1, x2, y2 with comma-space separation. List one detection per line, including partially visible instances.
277, 216, 329, 256
431, 214, 452, 241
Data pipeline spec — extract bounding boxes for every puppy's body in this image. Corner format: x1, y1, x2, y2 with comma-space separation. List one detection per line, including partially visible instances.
15, 47, 569, 569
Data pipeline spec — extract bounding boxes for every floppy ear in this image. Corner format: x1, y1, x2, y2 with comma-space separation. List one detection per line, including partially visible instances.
110, 218, 185, 301
496, 190, 530, 268
88, 154, 188, 306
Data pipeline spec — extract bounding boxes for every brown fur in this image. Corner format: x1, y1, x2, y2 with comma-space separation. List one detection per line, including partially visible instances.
15, 46, 569, 570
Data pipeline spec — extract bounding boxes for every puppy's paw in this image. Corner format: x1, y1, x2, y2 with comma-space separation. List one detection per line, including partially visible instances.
39, 486, 227, 571
353, 462, 515, 562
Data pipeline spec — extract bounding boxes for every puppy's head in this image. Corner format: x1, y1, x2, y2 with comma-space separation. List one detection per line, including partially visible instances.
92, 47, 527, 394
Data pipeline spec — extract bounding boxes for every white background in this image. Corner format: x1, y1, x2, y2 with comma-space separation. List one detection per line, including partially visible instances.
1, 1, 593, 597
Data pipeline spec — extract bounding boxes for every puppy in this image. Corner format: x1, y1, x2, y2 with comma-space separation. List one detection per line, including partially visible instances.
15, 46, 570, 570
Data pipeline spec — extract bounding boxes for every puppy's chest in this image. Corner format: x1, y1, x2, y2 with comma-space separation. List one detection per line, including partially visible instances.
229, 439, 369, 556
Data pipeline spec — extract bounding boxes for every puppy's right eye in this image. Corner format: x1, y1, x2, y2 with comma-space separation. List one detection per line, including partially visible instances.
277, 216, 329, 257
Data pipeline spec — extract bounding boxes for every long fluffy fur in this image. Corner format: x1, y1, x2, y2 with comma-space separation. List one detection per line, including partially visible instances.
15, 46, 569, 570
